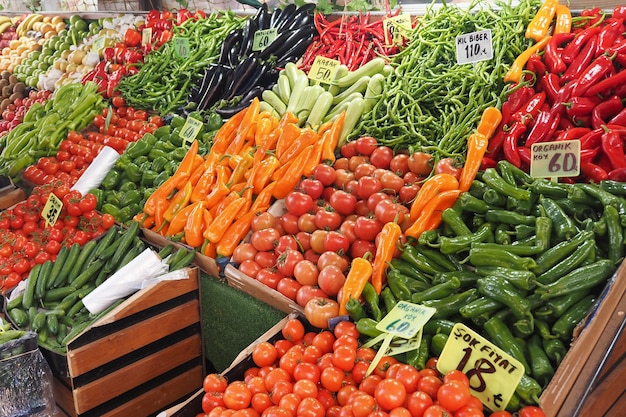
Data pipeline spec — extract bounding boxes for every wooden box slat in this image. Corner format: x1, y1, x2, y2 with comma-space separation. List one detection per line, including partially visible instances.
67, 300, 199, 376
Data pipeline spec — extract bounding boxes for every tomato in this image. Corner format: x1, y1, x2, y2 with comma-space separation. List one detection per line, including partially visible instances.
204, 373, 229, 393
293, 260, 319, 286
341, 141, 357, 158
375, 378, 407, 411
34, 251, 50, 264
10, 215, 24, 230
299, 178, 324, 199
389, 154, 410, 176
453, 405, 484, 417
264, 367, 292, 392
393, 365, 421, 394
276, 249, 304, 277
488, 411, 513, 417
373, 356, 399, 378
296, 397, 325, 417
319, 366, 344, 392
417, 375, 443, 400
286, 191, 315, 216
311, 330, 335, 354
317, 265, 346, 297
256, 268, 283, 290
280, 212, 301, 235
354, 163, 376, 179
334, 169, 355, 189
374, 200, 408, 225
240, 259, 262, 278
313, 164, 337, 186
293, 361, 321, 384
380, 171, 405, 194
436, 381, 470, 412
251, 229, 280, 252
296, 285, 329, 307
442, 370, 469, 387
353, 136, 378, 156
281, 318, 305, 342
398, 184, 421, 204
323, 231, 350, 255
253, 341, 279, 367
354, 216, 383, 241
408, 152, 433, 175
422, 405, 452, 417
255, 251, 278, 269
329, 190, 357, 216
317, 251, 349, 272
369, 146, 393, 169
45, 240, 61, 255
251, 212, 276, 232
518, 406, 547, 417
349, 155, 370, 172
275, 235, 299, 254
350, 393, 377, 417
435, 158, 462, 179
12, 258, 29, 274
349, 239, 376, 259
277, 277, 301, 301
304, 297, 339, 329
223, 381, 252, 410
315, 208, 342, 231
202, 391, 225, 413
356, 176, 383, 200
334, 158, 350, 171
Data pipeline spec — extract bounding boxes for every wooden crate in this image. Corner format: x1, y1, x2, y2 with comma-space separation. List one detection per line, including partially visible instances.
45, 267, 205, 417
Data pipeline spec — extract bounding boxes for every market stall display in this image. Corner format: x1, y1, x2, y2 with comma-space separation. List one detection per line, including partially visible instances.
1, 1, 626, 416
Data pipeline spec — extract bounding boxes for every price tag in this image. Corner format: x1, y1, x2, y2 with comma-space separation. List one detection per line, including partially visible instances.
308, 56, 341, 84
41, 193, 63, 227
384, 14, 412, 46
252, 28, 278, 52
180, 116, 203, 145
141, 28, 152, 46
174, 37, 190, 59
438, 323, 524, 411
376, 301, 436, 339
456, 29, 493, 65
92, 36, 105, 53
530, 139, 580, 178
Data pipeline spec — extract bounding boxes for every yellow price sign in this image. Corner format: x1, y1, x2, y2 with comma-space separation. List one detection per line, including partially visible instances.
384, 14, 412, 46
142, 28, 152, 47
437, 323, 525, 411
41, 193, 63, 227
180, 116, 203, 145
308, 56, 341, 85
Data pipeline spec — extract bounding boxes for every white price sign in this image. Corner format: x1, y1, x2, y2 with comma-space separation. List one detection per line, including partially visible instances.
456, 30, 493, 65
530, 140, 580, 178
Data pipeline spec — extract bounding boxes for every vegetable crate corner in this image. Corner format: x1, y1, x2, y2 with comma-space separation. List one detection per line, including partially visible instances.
0, 176, 24, 209
47, 266, 204, 417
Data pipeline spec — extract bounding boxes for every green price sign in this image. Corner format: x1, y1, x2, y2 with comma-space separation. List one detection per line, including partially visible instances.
180, 116, 203, 145
41, 192, 63, 227
92, 36, 105, 53
376, 301, 436, 339
174, 37, 190, 59
252, 28, 278, 51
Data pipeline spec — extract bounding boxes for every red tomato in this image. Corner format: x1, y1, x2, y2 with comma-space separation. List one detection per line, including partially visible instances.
296, 285, 329, 307
296, 397, 325, 417
317, 265, 346, 297
417, 376, 443, 400
313, 164, 336, 186
293, 361, 321, 383
277, 277, 301, 300
518, 406, 547, 417
282, 317, 305, 342
223, 381, 252, 410
286, 191, 314, 216
315, 209, 342, 231
435, 158, 462, 179
276, 249, 304, 277
375, 378, 407, 411
436, 381, 470, 412
320, 366, 345, 392
253, 341, 279, 368
353, 136, 378, 156
354, 163, 376, 179
239, 259, 262, 278
304, 297, 339, 328
299, 178, 324, 199
329, 190, 357, 216
251, 212, 276, 231
357, 176, 383, 200
324, 231, 350, 254
369, 146, 393, 169
256, 268, 283, 290
280, 212, 301, 235
251, 229, 280, 252
389, 154, 410, 176
204, 373, 229, 393
317, 251, 349, 272
354, 216, 383, 241
293, 260, 319, 286
341, 141, 357, 158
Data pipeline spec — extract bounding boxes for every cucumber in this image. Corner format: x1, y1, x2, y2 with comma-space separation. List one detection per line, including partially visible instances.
6, 293, 23, 310
52, 243, 81, 288
46, 287, 78, 308
31, 311, 47, 332
158, 244, 175, 259
47, 245, 69, 289
109, 220, 140, 271
22, 263, 42, 309
69, 239, 98, 281
170, 250, 196, 271
92, 225, 120, 259
71, 259, 105, 289
35, 260, 53, 302
47, 313, 59, 335
8, 308, 29, 327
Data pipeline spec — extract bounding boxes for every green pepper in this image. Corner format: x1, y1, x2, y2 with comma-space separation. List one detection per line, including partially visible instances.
535, 259, 615, 300
411, 277, 461, 304
105, 190, 122, 205
422, 319, 455, 336
115, 154, 132, 170
498, 160, 533, 185
482, 168, 531, 201
457, 192, 489, 214
412, 245, 462, 272
205, 110, 223, 132
485, 209, 536, 226
153, 125, 171, 139
532, 230, 594, 275
459, 296, 503, 320
468, 179, 489, 199
476, 275, 532, 322
441, 208, 472, 236
125, 140, 151, 159
171, 146, 188, 161
141, 170, 158, 187
143, 187, 156, 200
469, 247, 536, 270
116, 205, 139, 224
124, 162, 142, 183
345, 297, 367, 321
603, 205, 624, 265
483, 316, 530, 375
542, 337, 567, 365
534, 319, 558, 340
483, 188, 508, 207
516, 374, 543, 405
148, 148, 169, 160
362, 282, 383, 322
535, 239, 595, 285
438, 222, 493, 255
154, 139, 177, 153
143, 132, 158, 146
89, 188, 104, 211
120, 189, 142, 206
431, 270, 480, 288
515, 224, 536, 240
101, 169, 122, 190
400, 244, 444, 276
430, 332, 449, 357
535, 289, 589, 319
169, 133, 184, 147
386, 270, 415, 301
408, 333, 431, 369
421, 289, 479, 319
554, 198, 596, 218
540, 196, 578, 240
494, 223, 511, 245
118, 180, 138, 192
135, 155, 149, 166
101, 203, 120, 217
380, 287, 397, 314
418, 229, 440, 246
153, 171, 172, 187
474, 266, 536, 291
151, 156, 169, 172
388, 259, 431, 283
551, 295, 597, 340
356, 317, 383, 338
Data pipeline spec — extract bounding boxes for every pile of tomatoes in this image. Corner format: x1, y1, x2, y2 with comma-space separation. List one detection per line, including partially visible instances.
199, 318, 546, 417
0, 181, 114, 292
231, 137, 440, 306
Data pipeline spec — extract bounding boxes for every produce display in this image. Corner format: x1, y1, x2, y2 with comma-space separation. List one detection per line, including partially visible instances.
2, 2, 626, 416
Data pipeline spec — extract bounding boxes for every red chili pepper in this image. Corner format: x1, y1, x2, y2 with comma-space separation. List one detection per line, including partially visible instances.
609, 107, 626, 125
565, 96, 601, 117
507, 85, 535, 113
481, 156, 498, 170
177, 9, 192, 26
518, 146, 532, 167
525, 53, 546, 81
539, 72, 561, 103
503, 122, 527, 168
561, 35, 599, 83
544, 33, 574, 74
615, 53, 626, 69
601, 129, 626, 169
512, 91, 546, 123
580, 7, 604, 30
583, 67, 626, 97
608, 167, 626, 181
556, 127, 591, 141
569, 55, 615, 98
559, 117, 576, 130
597, 18, 625, 55
580, 148, 598, 163
526, 107, 561, 146
614, 6, 626, 20
580, 128, 605, 149
562, 27, 600, 63
607, 38, 626, 55
581, 162, 609, 182
591, 95, 624, 129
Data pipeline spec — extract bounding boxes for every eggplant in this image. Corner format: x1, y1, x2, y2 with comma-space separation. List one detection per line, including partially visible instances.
215, 86, 265, 118
270, 26, 317, 62
253, 3, 270, 30
229, 63, 271, 100
285, 11, 315, 32
198, 65, 229, 111
276, 32, 316, 67
218, 29, 243, 66
225, 56, 259, 100
273, 3, 296, 30
239, 18, 258, 59
257, 27, 300, 60
269, 7, 282, 28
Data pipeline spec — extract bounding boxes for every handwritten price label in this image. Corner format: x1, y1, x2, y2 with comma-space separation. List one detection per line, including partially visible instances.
530, 139, 580, 178
141, 28, 152, 47
41, 193, 63, 227
92, 36, 105, 53
180, 116, 203, 145
384, 14, 412, 46
376, 301, 436, 339
438, 323, 524, 411
252, 28, 278, 51
308, 56, 341, 84
174, 37, 190, 59
456, 30, 493, 65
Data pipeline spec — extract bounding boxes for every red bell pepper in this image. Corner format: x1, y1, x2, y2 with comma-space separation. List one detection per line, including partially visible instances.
124, 28, 141, 47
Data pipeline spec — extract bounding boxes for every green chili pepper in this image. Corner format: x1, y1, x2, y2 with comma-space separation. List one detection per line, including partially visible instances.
603, 205, 624, 265
457, 192, 489, 213
459, 296, 504, 320
423, 319, 455, 336
388, 259, 431, 283
515, 224, 536, 240
540, 196, 578, 240
551, 295, 597, 341
469, 180, 489, 199
535, 260, 615, 300
418, 230, 440, 246
536, 289, 589, 320
542, 337, 567, 365
346, 297, 367, 321
469, 247, 536, 270
441, 208, 472, 236
380, 287, 397, 314
532, 230, 594, 275
438, 222, 493, 254
412, 245, 463, 272
431, 270, 480, 288
483, 188, 508, 207
362, 282, 383, 322
422, 289, 479, 319
534, 319, 558, 340
430, 332, 449, 357
498, 159, 533, 185
412, 277, 461, 304
535, 239, 595, 285
530, 178, 570, 198
474, 266, 536, 291
494, 223, 512, 245
400, 244, 444, 275
356, 317, 383, 338
477, 275, 532, 322
482, 168, 531, 201
483, 316, 530, 375
408, 333, 432, 369
386, 270, 415, 301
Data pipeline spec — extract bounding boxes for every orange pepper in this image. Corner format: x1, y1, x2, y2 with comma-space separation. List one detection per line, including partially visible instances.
228, 152, 254, 187
190, 165, 216, 203
175, 140, 199, 178
275, 122, 302, 160
205, 165, 231, 209
216, 211, 257, 257
251, 181, 277, 213
261, 126, 282, 151
339, 257, 373, 315
153, 193, 170, 232
278, 128, 319, 164
184, 201, 207, 248
211, 109, 247, 155
302, 133, 325, 177
166, 202, 197, 237
476, 106, 502, 140
237, 97, 261, 136
143, 174, 185, 216
209, 191, 239, 218
272, 145, 314, 200
504, 36, 551, 84
404, 189, 462, 239
525, 0, 558, 41
254, 155, 281, 193
459, 133, 489, 193
371, 222, 402, 294
226, 122, 257, 157
163, 180, 192, 223
204, 196, 248, 243
255, 115, 274, 147
133, 212, 154, 229
321, 111, 346, 163
203, 241, 217, 258
554, 4, 572, 35
408, 173, 459, 223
